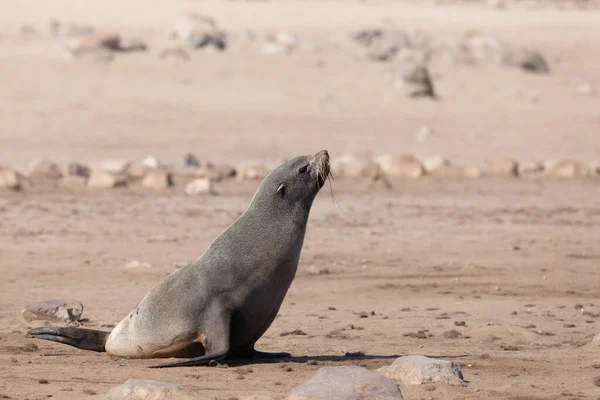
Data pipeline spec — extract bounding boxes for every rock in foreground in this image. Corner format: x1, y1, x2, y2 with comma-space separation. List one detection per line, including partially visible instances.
378, 355, 467, 387
22, 299, 84, 322
105, 379, 192, 399
287, 365, 403, 400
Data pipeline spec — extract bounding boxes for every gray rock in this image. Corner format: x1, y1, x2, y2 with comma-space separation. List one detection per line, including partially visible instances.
504, 47, 550, 74
61, 162, 91, 178
22, 299, 84, 322
105, 379, 192, 399
287, 365, 403, 400
184, 153, 201, 168
378, 355, 467, 387
387, 48, 435, 98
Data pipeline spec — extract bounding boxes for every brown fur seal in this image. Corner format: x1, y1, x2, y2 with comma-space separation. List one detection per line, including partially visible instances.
26, 150, 330, 368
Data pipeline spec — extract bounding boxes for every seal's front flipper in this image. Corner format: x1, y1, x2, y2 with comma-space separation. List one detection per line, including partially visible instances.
26, 327, 109, 352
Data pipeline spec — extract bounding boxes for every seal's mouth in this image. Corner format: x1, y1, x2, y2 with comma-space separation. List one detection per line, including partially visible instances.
314, 150, 330, 189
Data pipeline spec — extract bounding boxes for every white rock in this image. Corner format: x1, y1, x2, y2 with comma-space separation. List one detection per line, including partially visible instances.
22, 299, 83, 322
105, 379, 192, 400
547, 160, 591, 178
141, 156, 161, 169
142, 170, 172, 190
420, 155, 450, 173
125, 260, 152, 269
239, 164, 270, 180
184, 178, 213, 196
378, 355, 467, 387
88, 170, 127, 188
0, 167, 22, 190
288, 366, 403, 400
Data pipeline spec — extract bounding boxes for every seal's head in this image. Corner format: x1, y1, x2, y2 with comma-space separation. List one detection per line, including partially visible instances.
249, 150, 330, 213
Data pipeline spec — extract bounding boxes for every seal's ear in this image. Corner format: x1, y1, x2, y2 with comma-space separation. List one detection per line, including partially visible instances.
277, 183, 285, 198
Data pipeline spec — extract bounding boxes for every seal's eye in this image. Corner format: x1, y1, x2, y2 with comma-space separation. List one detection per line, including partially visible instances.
298, 164, 309, 174
277, 183, 285, 198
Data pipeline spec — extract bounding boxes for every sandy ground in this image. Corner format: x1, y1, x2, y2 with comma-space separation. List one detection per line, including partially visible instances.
1, 0, 600, 399
1, 179, 600, 399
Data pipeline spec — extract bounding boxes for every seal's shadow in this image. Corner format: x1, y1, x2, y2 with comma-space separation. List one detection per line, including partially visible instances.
220, 353, 471, 367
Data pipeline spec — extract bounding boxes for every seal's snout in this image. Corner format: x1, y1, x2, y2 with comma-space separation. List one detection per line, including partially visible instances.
313, 150, 330, 189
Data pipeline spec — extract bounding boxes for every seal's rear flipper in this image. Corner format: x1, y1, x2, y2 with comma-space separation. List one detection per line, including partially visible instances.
26, 327, 109, 352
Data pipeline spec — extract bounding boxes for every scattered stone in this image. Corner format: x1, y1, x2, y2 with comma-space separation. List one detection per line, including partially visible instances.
377, 154, 425, 178
168, 13, 226, 51
140, 156, 162, 169
125, 260, 152, 269
388, 51, 435, 98
504, 47, 550, 74
443, 330, 463, 339
22, 299, 83, 322
306, 266, 329, 275
348, 28, 429, 64
403, 330, 432, 339
548, 160, 591, 178
158, 46, 191, 62
184, 153, 201, 168
60, 175, 87, 188
262, 31, 299, 55
280, 329, 307, 336
28, 159, 63, 185
0, 167, 22, 191
378, 355, 467, 387
491, 157, 519, 177
62, 32, 121, 54
141, 170, 172, 190
331, 154, 380, 178
431, 165, 481, 178
576, 83, 596, 96
105, 379, 192, 400
118, 38, 148, 53
592, 333, 600, 344
518, 160, 544, 177
239, 164, 270, 180
287, 366, 403, 400
61, 162, 91, 178
421, 155, 450, 173
87, 170, 127, 189
184, 178, 213, 196
48, 19, 95, 38
125, 162, 150, 182
454, 321, 467, 327
210, 164, 237, 180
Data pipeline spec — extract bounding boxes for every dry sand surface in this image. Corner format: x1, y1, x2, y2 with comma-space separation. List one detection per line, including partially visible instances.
1, 0, 600, 399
